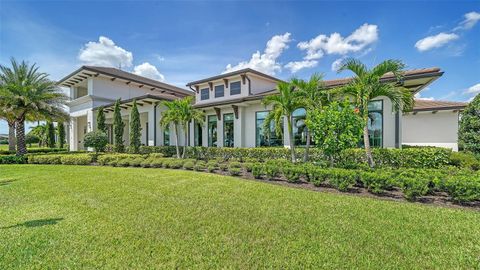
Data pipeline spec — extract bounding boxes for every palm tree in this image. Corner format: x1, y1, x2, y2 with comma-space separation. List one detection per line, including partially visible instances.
0, 58, 69, 155
0, 110, 16, 152
291, 73, 332, 162
338, 58, 414, 167
177, 96, 204, 158
160, 99, 182, 158
262, 82, 304, 162
29, 124, 48, 147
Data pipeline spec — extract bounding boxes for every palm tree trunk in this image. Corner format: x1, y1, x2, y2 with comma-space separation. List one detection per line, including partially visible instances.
303, 127, 310, 162
174, 124, 180, 158
16, 117, 27, 156
182, 122, 188, 159
287, 116, 296, 163
363, 124, 375, 168
8, 120, 16, 152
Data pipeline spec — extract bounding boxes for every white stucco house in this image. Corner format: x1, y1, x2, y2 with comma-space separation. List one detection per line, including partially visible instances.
58, 66, 466, 152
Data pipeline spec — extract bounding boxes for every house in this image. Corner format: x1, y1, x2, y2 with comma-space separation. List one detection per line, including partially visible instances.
59, 66, 466, 152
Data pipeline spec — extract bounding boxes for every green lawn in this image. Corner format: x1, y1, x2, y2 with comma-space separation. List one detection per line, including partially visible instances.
0, 165, 479, 269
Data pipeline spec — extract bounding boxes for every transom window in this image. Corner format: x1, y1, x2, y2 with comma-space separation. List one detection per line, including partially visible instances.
230, 81, 241, 95
214, 85, 224, 98
200, 88, 209, 100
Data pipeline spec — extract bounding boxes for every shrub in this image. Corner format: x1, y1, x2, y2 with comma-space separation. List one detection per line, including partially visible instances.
327, 169, 356, 191
129, 157, 145, 167
459, 94, 480, 154
183, 160, 196, 170
445, 176, 480, 203
84, 131, 108, 153
252, 164, 263, 179
165, 159, 184, 169
150, 158, 164, 168
396, 170, 431, 200
282, 166, 303, 183
228, 167, 242, 176
140, 158, 153, 168
218, 163, 228, 171
0, 155, 27, 164
60, 154, 93, 165
207, 165, 216, 173
264, 165, 280, 180
242, 162, 254, 172
194, 161, 206, 171
359, 170, 395, 194
117, 158, 132, 167
28, 154, 62, 164
449, 152, 480, 170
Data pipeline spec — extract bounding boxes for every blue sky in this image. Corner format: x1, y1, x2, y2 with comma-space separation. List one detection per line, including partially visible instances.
1, 1, 479, 133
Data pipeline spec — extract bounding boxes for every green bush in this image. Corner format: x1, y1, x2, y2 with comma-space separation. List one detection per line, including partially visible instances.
228, 167, 242, 176
140, 158, 153, 168
117, 158, 132, 167
60, 154, 93, 165
242, 162, 254, 172
0, 155, 27, 164
194, 161, 206, 171
282, 166, 303, 183
359, 170, 395, 194
264, 165, 280, 180
218, 163, 228, 171
164, 159, 184, 169
396, 170, 431, 200
84, 131, 109, 153
327, 169, 356, 191
28, 154, 62, 164
183, 160, 196, 170
150, 158, 165, 168
252, 164, 263, 179
445, 176, 480, 203
207, 165, 216, 173
129, 157, 145, 167
449, 152, 480, 170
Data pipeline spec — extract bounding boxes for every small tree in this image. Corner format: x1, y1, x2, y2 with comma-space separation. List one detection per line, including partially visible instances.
57, 122, 65, 149
306, 100, 364, 166
84, 130, 108, 154
97, 106, 107, 134
459, 94, 480, 153
46, 121, 55, 148
129, 100, 142, 153
113, 99, 125, 152
160, 99, 182, 158
25, 133, 40, 147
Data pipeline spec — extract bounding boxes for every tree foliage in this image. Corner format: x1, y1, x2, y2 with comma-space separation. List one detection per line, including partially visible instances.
84, 130, 108, 153
459, 94, 480, 153
307, 100, 364, 165
57, 122, 66, 149
97, 106, 107, 134
113, 99, 125, 152
46, 121, 56, 148
129, 100, 142, 153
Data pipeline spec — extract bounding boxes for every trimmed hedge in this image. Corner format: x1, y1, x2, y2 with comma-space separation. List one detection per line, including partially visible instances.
0, 155, 27, 164
0, 148, 67, 155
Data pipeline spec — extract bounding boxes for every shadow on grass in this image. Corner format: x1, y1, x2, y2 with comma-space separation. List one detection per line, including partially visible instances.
0, 179, 18, 186
1, 218, 63, 229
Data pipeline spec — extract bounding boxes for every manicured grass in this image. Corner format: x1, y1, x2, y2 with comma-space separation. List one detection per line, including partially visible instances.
0, 165, 479, 269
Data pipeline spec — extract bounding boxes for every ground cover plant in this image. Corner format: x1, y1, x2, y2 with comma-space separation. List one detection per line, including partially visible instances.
1, 165, 479, 269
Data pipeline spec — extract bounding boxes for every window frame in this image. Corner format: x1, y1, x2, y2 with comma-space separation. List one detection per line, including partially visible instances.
366, 100, 384, 148
200, 88, 209, 101
214, 84, 224, 98
207, 115, 218, 147
223, 113, 234, 147
255, 111, 284, 147
230, 81, 241, 96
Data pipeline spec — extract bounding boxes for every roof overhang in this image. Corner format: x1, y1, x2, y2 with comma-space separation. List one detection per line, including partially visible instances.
99, 94, 175, 113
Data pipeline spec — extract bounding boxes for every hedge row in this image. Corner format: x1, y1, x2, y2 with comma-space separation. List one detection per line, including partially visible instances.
0, 155, 27, 164
0, 148, 67, 155
28, 154, 94, 165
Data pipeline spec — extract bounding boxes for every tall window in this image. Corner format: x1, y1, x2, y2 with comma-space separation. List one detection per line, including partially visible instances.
255, 111, 283, 147
230, 81, 241, 95
223, 113, 234, 147
214, 85, 224, 98
200, 88, 209, 100
163, 126, 170, 146
208, 115, 217, 147
194, 121, 203, 146
367, 100, 383, 147
292, 108, 308, 146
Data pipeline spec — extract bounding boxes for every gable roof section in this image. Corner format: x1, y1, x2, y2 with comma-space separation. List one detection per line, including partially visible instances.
186, 68, 283, 87
411, 99, 467, 112
57, 66, 193, 97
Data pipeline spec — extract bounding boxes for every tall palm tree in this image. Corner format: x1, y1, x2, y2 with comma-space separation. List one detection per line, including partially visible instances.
0, 58, 69, 155
291, 73, 332, 162
338, 58, 414, 167
0, 109, 16, 152
160, 99, 183, 158
177, 96, 204, 158
262, 82, 304, 162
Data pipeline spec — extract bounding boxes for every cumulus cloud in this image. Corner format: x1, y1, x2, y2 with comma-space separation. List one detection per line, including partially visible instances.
224, 33, 291, 75
465, 83, 480, 94
78, 36, 133, 68
284, 60, 318, 73
457, 11, 480, 30
133, 62, 165, 82
330, 57, 346, 72
414, 93, 435, 101
285, 24, 378, 73
415, 32, 459, 51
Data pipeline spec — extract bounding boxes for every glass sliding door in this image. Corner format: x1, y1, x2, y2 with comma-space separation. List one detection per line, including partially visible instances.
194, 121, 203, 146
255, 111, 283, 147
208, 115, 217, 147
223, 113, 234, 147
367, 100, 383, 147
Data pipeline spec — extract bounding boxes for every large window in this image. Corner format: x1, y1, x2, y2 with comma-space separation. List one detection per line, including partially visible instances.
214, 85, 224, 98
292, 108, 308, 146
367, 100, 383, 147
223, 113, 234, 147
200, 88, 209, 100
255, 111, 283, 147
163, 126, 170, 146
230, 81, 241, 96
208, 115, 217, 147
194, 121, 203, 146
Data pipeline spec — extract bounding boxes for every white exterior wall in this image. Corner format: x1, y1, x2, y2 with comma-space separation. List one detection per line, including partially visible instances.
402, 110, 460, 151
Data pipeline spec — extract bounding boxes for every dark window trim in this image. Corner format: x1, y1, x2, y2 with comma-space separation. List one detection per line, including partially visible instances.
207, 115, 217, 147
230, 81, 241, 96
214, 84, 224, 98
200, 88, 209, 100
368, 99, 384, 148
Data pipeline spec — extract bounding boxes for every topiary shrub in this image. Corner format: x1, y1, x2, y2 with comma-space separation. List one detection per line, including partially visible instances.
396, 170, 431, 201
60, 154, 93, 165
218, 163, 228, 171
252, 164, 263, 179
264, 165, 280, 180
327, 169, 356, 191
84, 131, 108, 153
359, 170, 395, 194
228, 167, 242, 176
445, 176, 480, 203
449, 152, 480, 170
242, 162, 254, 172
183, 160, 196, 170
282, 166, 303, 183
0, 155, 27, 164
194, 161, 206, 171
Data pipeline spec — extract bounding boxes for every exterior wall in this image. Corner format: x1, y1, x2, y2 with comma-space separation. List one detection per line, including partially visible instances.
377, 96, 398, 148
402, 110, 460, 151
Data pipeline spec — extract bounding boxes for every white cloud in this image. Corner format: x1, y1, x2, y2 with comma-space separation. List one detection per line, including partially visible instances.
133, 62, 165, 82
458, 11, 480, 30
297, 23, 378, 60
330, 57, 346, 72
414, 93, 435, 101
414, 32, 459, 52
78, 36, 133, 68
284, 60, 318, 73
465, 83, 480, 94
224, 33, 291, 75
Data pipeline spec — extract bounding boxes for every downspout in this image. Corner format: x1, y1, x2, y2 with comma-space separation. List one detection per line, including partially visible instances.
244, 74, 252, 95
153, 103, 157, 146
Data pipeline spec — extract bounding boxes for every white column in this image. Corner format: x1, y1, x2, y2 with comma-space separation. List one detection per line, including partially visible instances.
86, 109, 95, 132
69, 117, 78, 151
217, 115, 223, 148
234, 107, 243, 148
147, 109, 155, 146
